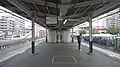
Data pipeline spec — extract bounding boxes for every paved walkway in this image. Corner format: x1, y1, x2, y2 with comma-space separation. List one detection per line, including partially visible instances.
0, 42, 120, 67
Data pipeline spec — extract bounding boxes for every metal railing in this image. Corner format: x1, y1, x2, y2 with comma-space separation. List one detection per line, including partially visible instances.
82, 34, 119, 50
0, 37, 46, 50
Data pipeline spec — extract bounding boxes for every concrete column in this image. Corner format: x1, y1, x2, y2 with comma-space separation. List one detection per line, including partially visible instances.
62, 29, 71, 43
31, 14, 35, 54
47, 30, 56, 43
89, 14, 93, 54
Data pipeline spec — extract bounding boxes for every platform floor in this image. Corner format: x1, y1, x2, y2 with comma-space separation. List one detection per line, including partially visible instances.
0, 42, 120, 67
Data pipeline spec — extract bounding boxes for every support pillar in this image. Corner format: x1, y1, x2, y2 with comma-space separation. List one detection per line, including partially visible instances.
47, 30, 57, 43
72, 28, 74, 43
89, 14, 93, 54
62, 29, 71, 43
46, 29, 47, 43
31, 14, 35, 54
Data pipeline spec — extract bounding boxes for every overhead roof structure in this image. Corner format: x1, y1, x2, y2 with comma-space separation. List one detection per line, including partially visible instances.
0, 0, 120, 30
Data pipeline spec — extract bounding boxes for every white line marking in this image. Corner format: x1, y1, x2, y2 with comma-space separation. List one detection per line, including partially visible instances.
52, 56, 76, 64
52, 56, 55, 63
72, 56, 77, 63
53, 61, 76, 64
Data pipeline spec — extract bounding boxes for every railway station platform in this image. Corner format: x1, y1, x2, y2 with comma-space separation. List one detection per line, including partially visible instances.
1, 0, 120, 67
0, 42, 120, 67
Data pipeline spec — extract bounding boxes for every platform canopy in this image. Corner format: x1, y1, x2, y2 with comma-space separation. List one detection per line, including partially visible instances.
0, 0, 120, 30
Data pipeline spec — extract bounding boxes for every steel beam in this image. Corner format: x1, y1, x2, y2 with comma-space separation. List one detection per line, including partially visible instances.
65, 0, 109, 18
93, 0, 120, 18
0, 8, 25, 20
21, 0, 56, 8
7, 0, 48, 28
7, 0, 31, 15
72, 16, 89, 28
60, 0, 72, 17
21, 0, 104, 9
7, 0, 54, 18
73, 0, 104, 8
34, 11, 57, 17
35, 17, 47, 28
69, 4, 92, 19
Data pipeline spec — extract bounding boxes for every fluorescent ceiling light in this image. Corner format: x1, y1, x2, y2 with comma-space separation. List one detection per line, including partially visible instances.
63, 19, 67, 24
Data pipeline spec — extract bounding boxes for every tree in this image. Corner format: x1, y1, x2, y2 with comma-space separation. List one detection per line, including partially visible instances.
106, 25, 119, 35
79, 30, 87, 34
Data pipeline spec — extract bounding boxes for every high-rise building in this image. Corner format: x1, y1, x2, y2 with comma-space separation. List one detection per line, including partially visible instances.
13, 18, 25, 36
106, 14, 120, 28
106, 8, 120, 28
0, 16, 15, 36
0, 16, 25, 37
